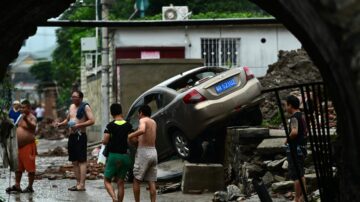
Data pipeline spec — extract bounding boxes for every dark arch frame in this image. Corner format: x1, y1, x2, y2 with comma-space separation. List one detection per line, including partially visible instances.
0, 0, 359, 200
251, 1, 360, 201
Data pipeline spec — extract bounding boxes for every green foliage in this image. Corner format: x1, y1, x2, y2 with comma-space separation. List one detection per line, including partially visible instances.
52, 0, 96, 107
262, 111, 282, 128
30, 61, 53, 83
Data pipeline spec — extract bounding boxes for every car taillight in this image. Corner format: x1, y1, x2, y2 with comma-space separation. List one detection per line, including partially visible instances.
243, 66, 255, 80
183, 89, 207, 104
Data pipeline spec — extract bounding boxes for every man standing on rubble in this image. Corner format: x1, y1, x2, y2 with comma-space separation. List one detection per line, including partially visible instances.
55, 90, 95, 191
285, 95, 308, 202
6, 100, 37, 193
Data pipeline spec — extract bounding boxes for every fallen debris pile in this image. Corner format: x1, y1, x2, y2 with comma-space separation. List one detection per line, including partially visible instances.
37, 159, 105, 180
216, 127, 322, 201
259, 49, 336, 128
37, 118, 69, 140
40, 146, 68, 156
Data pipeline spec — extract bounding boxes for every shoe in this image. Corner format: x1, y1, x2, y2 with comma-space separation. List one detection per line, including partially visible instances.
5, 185, 22, 194
22, 187, 34, 193
68, 186, 86, 192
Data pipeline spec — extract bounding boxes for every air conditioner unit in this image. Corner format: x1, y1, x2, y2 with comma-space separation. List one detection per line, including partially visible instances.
162, 5, 189, 21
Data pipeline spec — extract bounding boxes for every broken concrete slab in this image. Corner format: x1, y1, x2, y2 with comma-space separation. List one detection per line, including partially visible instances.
269, 129, 287, 138
267, 157, 287, 170
230, 127, 270, 139
271, 181, 294, 193
257, 138, 286, 155
182, 163, 224, 193
262, 171, 274, 187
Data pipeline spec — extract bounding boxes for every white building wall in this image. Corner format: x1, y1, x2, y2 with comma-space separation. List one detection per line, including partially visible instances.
113, 24, 301, 77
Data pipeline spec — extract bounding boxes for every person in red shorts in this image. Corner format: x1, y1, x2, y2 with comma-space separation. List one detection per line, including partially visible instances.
6, 100, 37, 194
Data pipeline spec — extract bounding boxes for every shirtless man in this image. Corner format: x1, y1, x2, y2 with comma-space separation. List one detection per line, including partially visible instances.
6, 100, 37, 194
128, 105, 157, 202
55, 90, 95, 191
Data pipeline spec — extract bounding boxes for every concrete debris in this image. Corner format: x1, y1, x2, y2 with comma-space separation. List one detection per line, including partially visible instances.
227, 184, 242, 201
213, 191, 229, 202
158, 182, 181, 194
37, 118, 69, 140
262, 172, 274, 187
271, 181, 294, 193
40, 146, 68, 156
36, 159, 105, 180
256, 138, 286, 155
266, 157, 286, 170
224, 126, 319, 200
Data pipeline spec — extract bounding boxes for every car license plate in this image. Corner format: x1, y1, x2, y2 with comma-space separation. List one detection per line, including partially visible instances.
215, 77, 237, 94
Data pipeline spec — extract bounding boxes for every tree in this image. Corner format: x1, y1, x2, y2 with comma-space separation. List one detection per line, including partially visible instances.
51, 0, 95, 107
30, 61, 53, 83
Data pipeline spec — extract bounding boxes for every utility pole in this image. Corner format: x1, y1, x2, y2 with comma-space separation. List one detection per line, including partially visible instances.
100, 0, 109, 133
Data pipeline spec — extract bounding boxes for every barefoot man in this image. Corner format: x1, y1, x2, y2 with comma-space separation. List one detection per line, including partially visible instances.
128, 105, 157, 202
55, 90, 95, 191
6, 100, 37, 194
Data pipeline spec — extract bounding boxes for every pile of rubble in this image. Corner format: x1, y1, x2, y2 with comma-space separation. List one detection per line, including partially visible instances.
217, 127, 321, 201
39, 146, 68, 157
258, 49, 336, 128
37, 158, 105, 181
36, 118, 69, 140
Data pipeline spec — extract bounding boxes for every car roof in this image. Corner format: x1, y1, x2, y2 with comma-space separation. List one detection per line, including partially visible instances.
156, 66, 227, 87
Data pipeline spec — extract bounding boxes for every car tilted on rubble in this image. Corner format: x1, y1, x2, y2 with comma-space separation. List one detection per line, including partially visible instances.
126, 66, 263, 161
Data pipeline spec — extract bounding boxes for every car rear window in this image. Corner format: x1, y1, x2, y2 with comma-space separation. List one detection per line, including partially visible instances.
168, 67, 226, 92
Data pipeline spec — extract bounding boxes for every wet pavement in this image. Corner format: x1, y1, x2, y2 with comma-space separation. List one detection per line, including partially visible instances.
0, 139, 213, 202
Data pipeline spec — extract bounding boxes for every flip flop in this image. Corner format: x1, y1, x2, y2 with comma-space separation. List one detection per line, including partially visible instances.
22, 187, 34, 193
5, 185, 22, 194
68, 186, 77, 191
74, 187, 86, 192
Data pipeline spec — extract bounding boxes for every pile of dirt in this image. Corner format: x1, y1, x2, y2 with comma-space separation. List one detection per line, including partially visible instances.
259, 49, 323, 122
37, 159, 105, 181
259, 49, 322, 90
37, 118, 69, 140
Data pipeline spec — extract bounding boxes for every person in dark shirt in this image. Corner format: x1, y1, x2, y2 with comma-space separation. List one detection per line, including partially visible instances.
285, 95, 308, 202
102, 103, 133, 202
9, 100, 21, 123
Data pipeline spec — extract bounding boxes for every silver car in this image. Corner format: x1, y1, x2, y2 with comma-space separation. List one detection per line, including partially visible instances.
126, 66, 263, 161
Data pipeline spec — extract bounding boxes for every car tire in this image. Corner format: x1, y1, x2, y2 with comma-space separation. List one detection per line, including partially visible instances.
171, 131, 191, 160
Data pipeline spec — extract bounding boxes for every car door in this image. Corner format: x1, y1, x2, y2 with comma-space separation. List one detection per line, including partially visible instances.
143, 93, 172, 161
127, 98, 144, 130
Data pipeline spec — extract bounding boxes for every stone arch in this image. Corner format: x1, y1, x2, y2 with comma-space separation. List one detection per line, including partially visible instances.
1, 0, 359, 200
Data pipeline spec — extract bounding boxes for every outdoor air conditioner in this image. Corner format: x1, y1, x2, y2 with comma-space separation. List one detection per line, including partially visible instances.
162, 5, 189, 21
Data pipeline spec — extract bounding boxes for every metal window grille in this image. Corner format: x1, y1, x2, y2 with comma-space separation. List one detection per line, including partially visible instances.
201, 38, 240, 67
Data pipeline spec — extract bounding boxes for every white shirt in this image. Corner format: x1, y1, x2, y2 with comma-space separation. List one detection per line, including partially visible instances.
35, 107, 45, 118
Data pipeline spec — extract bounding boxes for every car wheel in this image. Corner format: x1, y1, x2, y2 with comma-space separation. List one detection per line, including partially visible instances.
172, 131, 191, 159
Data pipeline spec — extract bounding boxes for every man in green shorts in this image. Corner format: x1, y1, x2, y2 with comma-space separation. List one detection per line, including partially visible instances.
102, 103, 133, 202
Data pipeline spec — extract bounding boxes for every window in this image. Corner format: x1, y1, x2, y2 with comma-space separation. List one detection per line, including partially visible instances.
201, 38, 240, 67
127, 99, 144, 129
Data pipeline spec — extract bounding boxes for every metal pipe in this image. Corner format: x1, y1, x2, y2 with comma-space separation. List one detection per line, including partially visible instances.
100, 0, 109, 136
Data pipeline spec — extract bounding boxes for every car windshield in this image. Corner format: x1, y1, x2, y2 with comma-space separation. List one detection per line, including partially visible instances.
168, 67, 226, 92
